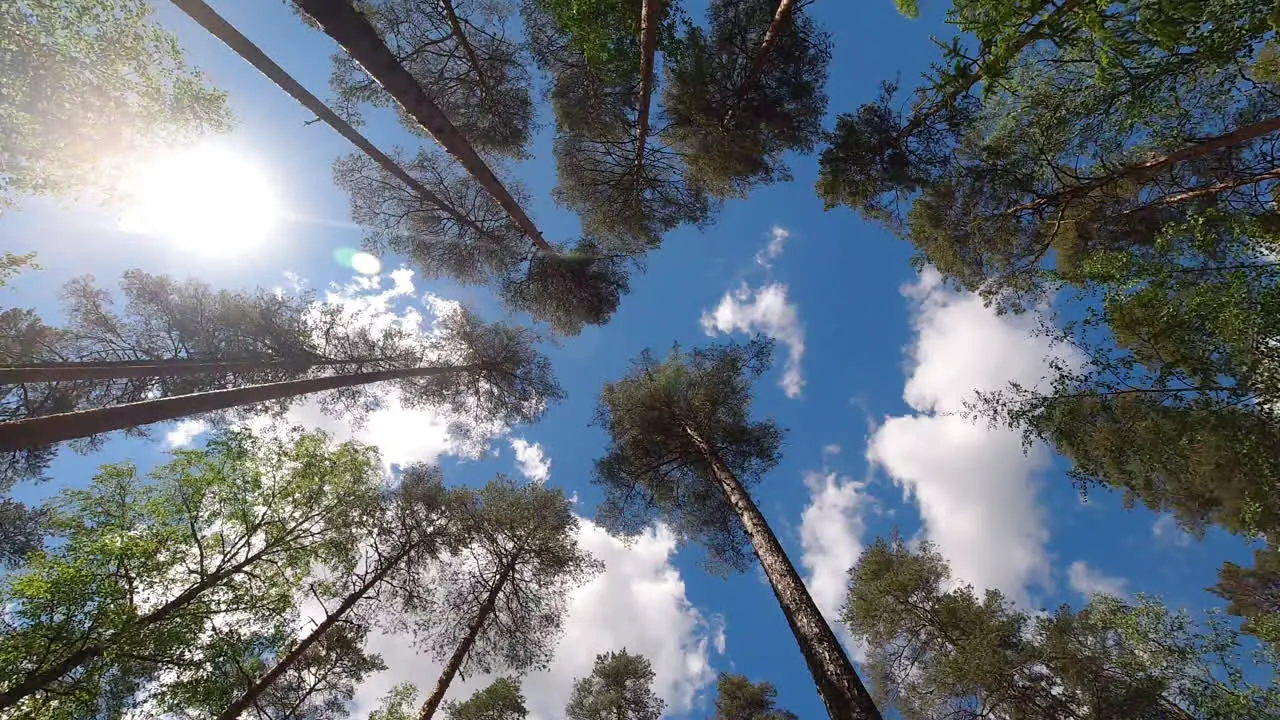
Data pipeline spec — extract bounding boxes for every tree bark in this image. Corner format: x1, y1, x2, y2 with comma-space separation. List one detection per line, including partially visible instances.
417, 558, 517, 720
682, 423, 883, 720
0, 542, 279, 710
0, 364, 478, 453
292, 0, 555, 254
0, 355, 402, 384
1004, 116, 1280, 217
633, 0, 660, 170
439, 0, 492, 102
722, 0, 796, 129
217, 544, 418, 720
168, 0, 505, 248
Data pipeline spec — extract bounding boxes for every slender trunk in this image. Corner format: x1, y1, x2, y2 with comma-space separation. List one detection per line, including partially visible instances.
1004, 116, 1280, 217
293, 0, 555, 255
633, 0, 660, 170
0, 542, 278, 710
682, 424, 883, 720
439, 0, 491, 101
168, 0, 503, 247
898, 0, 1081, 139
217, 544, 418, 720
0, 355, 402, 384
0, 364, 478, 452
417, 559, 517, 720
722, 0, 796, 129
1119, 167, 1280, 215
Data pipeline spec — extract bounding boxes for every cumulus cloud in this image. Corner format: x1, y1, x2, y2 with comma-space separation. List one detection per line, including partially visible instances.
510, 438, 551, 484
164, 419, 209, 448
799, 469, 869, 653
244, 269, 506, 468
866, 269, 1081, 605
701, 283, 805, 398
1066, 560, 1129, 600
349, 521, 719, 720
754, 226, 791, 268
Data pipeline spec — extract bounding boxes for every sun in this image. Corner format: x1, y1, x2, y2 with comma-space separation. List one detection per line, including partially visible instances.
117, 143, 281, 256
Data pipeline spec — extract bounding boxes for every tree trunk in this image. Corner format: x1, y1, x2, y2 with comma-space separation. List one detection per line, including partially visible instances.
217, 544, 418, 720
633, 0, 660, 170
168, 0, 503, 247
0, 364, 478, 452
417, 558, 517, 720
723, 0, 796, 129
683, 424, 883, 720
439, 0, 492, 101
0, 355, 402, 384
292, 0, 555, 254
1004, 116, 1280, 217
0, 542, 279, 710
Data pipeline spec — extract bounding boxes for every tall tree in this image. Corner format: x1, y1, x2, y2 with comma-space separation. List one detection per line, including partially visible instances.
177, 464, 472, 720
411, 477, 599, 720
844, 535, 1280, 719
714, 673, 798, 720
1, 296, 562, 466
445, 678, 528, 720
524, 0, 716, 251
664, 0, 831, 198
0, 429, 387, 718
0, 0, 230, 207
325, 0, 534, 160
565, 650, 664, 720
2, 274, 560, 476
592, 339, 882, 720
173, 0, 629, 336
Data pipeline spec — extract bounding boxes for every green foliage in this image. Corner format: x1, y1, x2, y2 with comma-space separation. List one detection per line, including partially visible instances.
1212, 547, 1280, 648
0, 252, 37, 289
370, 684, 423, 720
566, 650, 664, 720
412, 478, 599, 682
663, 0, 832, 198
843, 537, 1280, 719
447, 678, 528, 720
531, 0, 645, 87
713, 673, 798, 720
0, 429, 386, 719
592, 339, 783, 573
0, 0, 230, 207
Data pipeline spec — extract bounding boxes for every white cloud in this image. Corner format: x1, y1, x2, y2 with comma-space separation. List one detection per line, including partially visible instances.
350, 521, 718, 720
798, 470, 869, 656
1066, 560, 1128, 600
754, 226, 791, 268
865, 269, 1081, 606
701, 282, 805, 398
822, 444, 842, 456
243, 268, 506, 468
164, 419, 209, 448
510, 438, 551, 484
1152, 514, 1193, 547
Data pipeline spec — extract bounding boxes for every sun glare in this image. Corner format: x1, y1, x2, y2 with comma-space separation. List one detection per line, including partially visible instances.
118, 143, 281, 256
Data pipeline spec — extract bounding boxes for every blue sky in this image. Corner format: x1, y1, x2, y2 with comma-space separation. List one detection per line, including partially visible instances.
0, 0, 1265, 718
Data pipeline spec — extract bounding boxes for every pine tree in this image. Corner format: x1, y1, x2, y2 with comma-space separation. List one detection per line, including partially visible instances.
445, 678, 528, 720
1, 293, 562, 470
412, 478, 600, 720
664, 0, 831, 198
592, 339, 882, 720
565, 650, 664, 720
713, 673, 798, 720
